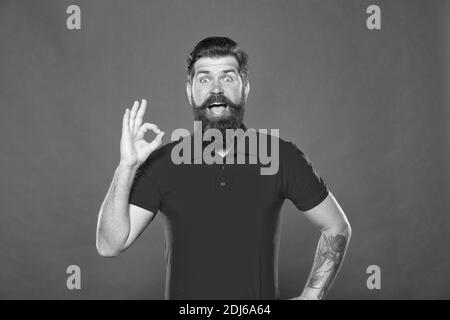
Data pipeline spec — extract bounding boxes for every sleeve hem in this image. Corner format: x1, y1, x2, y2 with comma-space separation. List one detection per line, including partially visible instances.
129, 201, 159, 214
296, 188, 330, 212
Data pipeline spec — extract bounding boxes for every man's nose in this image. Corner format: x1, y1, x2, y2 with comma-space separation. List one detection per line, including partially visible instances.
210, 79, 224, 94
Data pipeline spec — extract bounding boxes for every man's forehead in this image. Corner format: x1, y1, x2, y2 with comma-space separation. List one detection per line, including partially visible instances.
193, 56, 239, 74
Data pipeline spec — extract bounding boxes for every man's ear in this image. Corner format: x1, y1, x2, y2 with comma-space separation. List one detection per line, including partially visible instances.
244, 81, 250, 103
186, 81, 192, 106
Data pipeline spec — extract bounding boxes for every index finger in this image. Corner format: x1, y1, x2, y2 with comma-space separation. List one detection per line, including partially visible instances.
136, 98, 147, 119
122, 108, 130, 131
133, 99, 147, 134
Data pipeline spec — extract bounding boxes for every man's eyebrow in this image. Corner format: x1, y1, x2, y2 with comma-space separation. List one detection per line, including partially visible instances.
221, 69, 238, 74
195, 69, 238, 76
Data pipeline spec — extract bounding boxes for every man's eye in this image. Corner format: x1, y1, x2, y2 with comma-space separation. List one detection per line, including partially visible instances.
223, 76, 234, 82
199, 77, 209, 84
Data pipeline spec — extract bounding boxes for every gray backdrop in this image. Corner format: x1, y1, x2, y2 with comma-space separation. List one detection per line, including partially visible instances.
1, 0, 449, 299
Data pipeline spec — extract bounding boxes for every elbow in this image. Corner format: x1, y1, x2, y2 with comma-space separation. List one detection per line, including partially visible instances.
340, 222, 352, 241
96, 239, 123, 258
97, 248, 121, 258
343, 222, 352, 239
336, 220, 351, 237
325, 221, 352, 239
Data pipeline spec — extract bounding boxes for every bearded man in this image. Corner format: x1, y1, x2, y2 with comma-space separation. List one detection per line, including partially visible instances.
96, 37, 351, 300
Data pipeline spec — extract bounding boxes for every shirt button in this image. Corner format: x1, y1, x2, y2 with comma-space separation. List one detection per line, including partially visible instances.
220, 181, 226, 187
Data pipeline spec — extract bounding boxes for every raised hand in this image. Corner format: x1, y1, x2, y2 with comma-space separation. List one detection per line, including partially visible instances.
120, 99, 165, 168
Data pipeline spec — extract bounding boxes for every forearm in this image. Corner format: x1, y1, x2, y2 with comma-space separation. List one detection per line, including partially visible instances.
96, 162, 139, 256
301, 225, 351, 300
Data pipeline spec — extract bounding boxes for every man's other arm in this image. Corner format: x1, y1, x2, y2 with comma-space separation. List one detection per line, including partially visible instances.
294, 192, 352, 300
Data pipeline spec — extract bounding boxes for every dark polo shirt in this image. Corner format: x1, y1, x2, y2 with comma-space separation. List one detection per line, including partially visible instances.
129, 126, 329, 300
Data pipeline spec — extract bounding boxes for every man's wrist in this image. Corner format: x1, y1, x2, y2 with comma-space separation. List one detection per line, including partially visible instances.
298, 292, 320, 300
300, 295, 319, 300
118, 161, 140, 172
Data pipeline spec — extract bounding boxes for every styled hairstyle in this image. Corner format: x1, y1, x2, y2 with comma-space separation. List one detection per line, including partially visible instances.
185, 36, 249, 84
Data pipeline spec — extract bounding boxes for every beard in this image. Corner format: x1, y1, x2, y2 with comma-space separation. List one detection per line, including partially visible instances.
192, 87, 246, 139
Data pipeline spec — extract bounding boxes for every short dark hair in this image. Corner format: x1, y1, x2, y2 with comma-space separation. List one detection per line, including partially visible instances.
185, 36, 249, 84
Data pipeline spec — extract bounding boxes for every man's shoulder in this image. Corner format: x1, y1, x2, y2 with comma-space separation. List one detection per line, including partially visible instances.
274, 135, 309, 164
278, 137, 305, 153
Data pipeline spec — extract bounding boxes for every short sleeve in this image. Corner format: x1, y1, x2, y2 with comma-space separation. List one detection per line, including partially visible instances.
280, 142, 329, 212
129, 161, 161, 214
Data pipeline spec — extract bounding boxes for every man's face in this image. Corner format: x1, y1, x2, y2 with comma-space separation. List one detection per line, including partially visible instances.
186, 56, 250, 132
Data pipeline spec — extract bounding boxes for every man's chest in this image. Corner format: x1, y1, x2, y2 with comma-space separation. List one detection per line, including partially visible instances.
158, 163, 282, 219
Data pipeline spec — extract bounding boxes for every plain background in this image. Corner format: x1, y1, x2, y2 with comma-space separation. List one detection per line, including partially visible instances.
1, 0, 449, 299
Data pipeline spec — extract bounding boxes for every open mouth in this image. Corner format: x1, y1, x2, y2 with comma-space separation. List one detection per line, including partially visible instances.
207, 103, 229, 116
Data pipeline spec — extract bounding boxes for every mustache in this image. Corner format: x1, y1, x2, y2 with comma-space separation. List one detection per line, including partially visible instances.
199, 94, 240, 110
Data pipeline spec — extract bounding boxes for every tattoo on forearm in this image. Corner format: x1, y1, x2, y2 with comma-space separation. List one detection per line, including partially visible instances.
306, 233, 348, 298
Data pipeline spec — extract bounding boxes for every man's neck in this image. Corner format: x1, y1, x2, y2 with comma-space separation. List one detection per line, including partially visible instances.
216, 146, 233, 158
191, 122, 248, 158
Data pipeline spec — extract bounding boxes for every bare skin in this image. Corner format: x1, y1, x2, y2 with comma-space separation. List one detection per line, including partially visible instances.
289, 192, 351, 300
